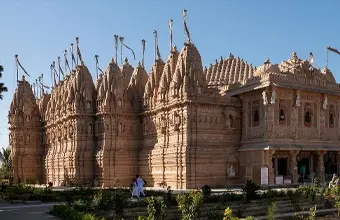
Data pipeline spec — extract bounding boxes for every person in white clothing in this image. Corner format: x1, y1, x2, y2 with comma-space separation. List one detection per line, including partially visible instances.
136, 175, 145, 197
131, 178, 139, 199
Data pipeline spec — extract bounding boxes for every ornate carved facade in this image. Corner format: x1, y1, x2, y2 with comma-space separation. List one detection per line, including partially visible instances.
9, 40, 340, 188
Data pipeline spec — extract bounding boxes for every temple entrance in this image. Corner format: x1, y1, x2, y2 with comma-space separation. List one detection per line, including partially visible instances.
297, 158, 310, 182
324, 151, 338, 181
277, 158, 288, 176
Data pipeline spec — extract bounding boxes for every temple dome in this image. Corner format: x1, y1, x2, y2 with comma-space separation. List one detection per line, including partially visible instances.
255, 58, 280, 75
172, 42, 206, 88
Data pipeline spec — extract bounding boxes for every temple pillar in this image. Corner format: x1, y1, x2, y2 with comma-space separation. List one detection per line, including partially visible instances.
316, 151, 326, 183
267, 150, 276, 185
290, 150, 300, 184
337, 152, 340, 176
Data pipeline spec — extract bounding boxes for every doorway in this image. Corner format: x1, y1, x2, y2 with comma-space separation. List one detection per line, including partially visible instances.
277, 158, 288, 176
297, 158, 310, 181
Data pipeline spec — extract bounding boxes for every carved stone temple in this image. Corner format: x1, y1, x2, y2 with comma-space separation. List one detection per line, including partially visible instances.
9, 39, 340, 188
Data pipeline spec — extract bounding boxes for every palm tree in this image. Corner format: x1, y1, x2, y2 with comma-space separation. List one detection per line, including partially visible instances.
0, 65, 8, 100
0, 147, 12, 180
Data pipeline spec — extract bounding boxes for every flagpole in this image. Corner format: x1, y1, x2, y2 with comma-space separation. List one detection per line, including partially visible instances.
120, 37, 124, 65
141, 39, 146, 67
95, 55, 99, 79
15, 55, 18, 82
326, 47, 329, 69
153, 30, 157, 61
114, 35, 119, 63
50, 64, 54, 88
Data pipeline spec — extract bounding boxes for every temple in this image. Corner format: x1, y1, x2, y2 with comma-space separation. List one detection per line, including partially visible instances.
8, 29, 340, 189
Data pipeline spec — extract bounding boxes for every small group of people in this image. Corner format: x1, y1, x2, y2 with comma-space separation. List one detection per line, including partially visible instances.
131, 175, 146, 199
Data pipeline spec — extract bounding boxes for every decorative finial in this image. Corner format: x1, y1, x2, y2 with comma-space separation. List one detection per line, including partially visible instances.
124, 57, 129, 64
138, 61, 141, 66
228, 52, 234, 59
264, 58, 270, 64
292, 51, 297, 58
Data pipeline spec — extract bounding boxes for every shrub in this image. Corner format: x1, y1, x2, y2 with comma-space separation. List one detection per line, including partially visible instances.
267, 201, 276, 220
335, 200, 340, 216
201, 185, 212, 198
222, 207, 254, 220
176, 191, 202, 220
242, 180, 260, 202
50, 204, 104, 220
207, 205, 223, 220
144, 196, 167, 220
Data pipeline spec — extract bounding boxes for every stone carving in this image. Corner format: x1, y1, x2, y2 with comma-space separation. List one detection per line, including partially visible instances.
295, 92, 301, 107
174, 111, 181, 131
323, 95, 328, 110
270, 89, 276, 104
228, 164, 236, 177
262, 90, 268, 105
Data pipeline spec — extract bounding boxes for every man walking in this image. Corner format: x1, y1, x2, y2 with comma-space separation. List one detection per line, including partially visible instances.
136, 175, 145, 197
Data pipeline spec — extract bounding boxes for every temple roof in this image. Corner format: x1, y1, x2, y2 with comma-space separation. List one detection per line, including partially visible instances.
206, 53, 254, 87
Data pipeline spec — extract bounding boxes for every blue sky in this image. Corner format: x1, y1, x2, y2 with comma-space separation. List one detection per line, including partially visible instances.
0, 0, 340, 148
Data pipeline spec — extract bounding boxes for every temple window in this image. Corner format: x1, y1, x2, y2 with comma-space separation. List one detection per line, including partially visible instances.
279, 109, 286, 125
329, 113, 334, 128
87, 101, 92, 108
229, 115, 234, 128
304, 110, 312, 127
253, 109, 260, 126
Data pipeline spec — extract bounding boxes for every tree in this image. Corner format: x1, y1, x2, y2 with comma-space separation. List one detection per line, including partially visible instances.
0, 65, 8, 100
0, 147, 12, 180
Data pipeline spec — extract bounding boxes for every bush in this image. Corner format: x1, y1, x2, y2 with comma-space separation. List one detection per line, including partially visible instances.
267, 201, 276, 220
207, 205, 223, 220
50, 204, 104, 220
242, 180, 260, 202
176, 191, 202, 220
144, 196, 167, 220
201, 185, 212, 198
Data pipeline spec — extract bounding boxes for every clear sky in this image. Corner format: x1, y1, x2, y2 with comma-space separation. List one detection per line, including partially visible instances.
0, 0, 340, 148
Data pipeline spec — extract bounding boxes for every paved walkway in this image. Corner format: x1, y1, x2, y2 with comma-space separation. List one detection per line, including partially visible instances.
0, 203, 58, 220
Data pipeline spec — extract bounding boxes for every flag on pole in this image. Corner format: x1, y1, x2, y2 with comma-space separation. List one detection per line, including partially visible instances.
119, 37, 136, 60
15, 55, 30, 77
64, 50, 71, 73
182, 9, 191, 43
327, 46, 340, 55
58, 56, 65, 78
141, 39, 146, 67
168, 19, 173, 51
76, 37, 84, 65
114, 35, 119, 63
153, 30, 161, 60
70, 43, 76, 68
